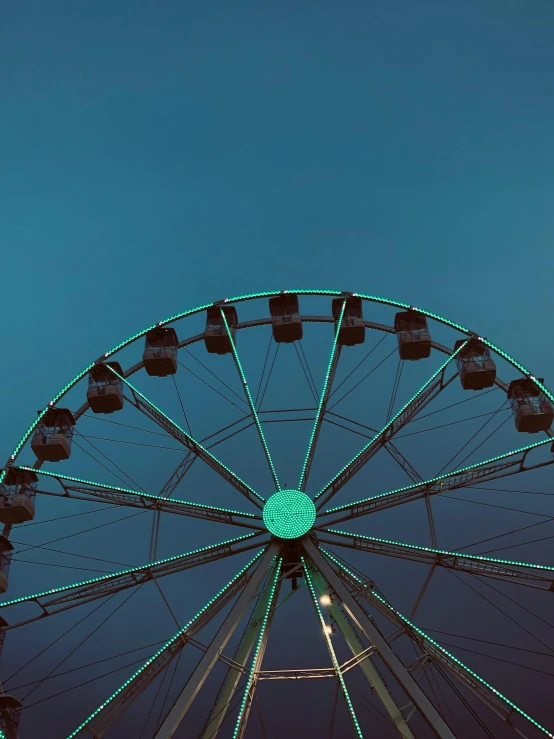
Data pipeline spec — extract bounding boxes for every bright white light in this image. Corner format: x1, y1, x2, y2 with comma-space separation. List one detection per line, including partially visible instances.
320, 594, 332, 606
324, 624, 334, 635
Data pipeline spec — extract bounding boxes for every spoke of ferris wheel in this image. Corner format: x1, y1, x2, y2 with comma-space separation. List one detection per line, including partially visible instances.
220, 307, 281, 491
302, 557, 364, 739
106, 365, 265, 508
16, 467, 263, 530
0, 533, 268, 630
314, 342, 468, 510
303, 539, 456, 738
322, 549, 554, 739
318, 529, 554, 592
308, 567, 415, 739
318, 436, 554, 527
202, 566, 281, 739
65, 549, 268, 739
231, 557, 281, 739
298, 299, 346, 492
153, 544, 279, 739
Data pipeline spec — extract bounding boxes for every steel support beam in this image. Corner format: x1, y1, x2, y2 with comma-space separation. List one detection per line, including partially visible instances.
308, 563, 415, 739
106, 366, 264, 508
304, 538, 455, 738
318, 531, 554, 591
325, 550, 550, 737
315, 354, 461, 510
80, 555, 262, 738
202, 569, 279, 739
234, 575, 280, 739
32, 482, 262, 530
319, 446, 554, 527
0, 534, 268, 630
154, 543, 279, 738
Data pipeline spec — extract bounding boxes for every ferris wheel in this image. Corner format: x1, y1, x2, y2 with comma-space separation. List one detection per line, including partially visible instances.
0, 289, 553, 738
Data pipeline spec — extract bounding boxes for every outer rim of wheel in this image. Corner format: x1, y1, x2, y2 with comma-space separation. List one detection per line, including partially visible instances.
2, 289, 554, 738
2, 287, 553, 480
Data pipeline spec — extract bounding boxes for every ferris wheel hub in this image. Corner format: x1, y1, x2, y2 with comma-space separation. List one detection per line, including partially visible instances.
262, 489, 316, 539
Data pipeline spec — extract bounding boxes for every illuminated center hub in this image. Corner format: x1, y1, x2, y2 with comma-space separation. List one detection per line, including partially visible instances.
262, 489, 316, 540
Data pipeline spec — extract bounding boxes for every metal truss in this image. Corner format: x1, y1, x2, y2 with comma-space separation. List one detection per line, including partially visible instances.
201, 563, 282, 739
22, 468, 263, 530
74, 550, 271, 738
304, 538, 455, 738
314, 345, 465, 510
108, 367, 264, 508
3, 292, 554, 739
232, 556, 282, 739
154, 544, 279, 738
0, 534, 268, 631
318, 439, 554, 526
307, 558, 416, 738
318, 530, 554, 591
324, 547, 551, 738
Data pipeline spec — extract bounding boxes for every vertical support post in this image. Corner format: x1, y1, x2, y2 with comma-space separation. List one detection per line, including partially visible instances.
308, 564, 415, 739
302, 557, 364, 738
303, 538, 455, 739
425, 492, 437, 548
154, 543, 279, 739
233, 559, 282, 739
202, 572, 280, 739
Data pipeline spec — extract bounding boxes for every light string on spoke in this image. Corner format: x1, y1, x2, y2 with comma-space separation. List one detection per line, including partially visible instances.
313, 341, 468, 505
321, 548, 554, 738
298, 299, 346, 491
302, 556, 364, 739
3, 289, 554, 738
66, 550, 265, 739
220, 308, 281, 491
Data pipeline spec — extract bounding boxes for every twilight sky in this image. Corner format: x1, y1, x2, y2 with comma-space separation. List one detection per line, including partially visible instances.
2, 2, 554, 737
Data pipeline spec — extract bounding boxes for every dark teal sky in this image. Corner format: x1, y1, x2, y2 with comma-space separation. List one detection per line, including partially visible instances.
2, 2, 554, 737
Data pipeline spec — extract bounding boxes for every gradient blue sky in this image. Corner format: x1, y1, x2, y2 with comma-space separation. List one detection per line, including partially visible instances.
2, 2, 554, 737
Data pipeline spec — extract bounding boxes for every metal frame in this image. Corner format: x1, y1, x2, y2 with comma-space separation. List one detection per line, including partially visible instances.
322, 547, 550, 739
1, 289, 553, 738
304, 539, 455, 738
154, 545, 279, 738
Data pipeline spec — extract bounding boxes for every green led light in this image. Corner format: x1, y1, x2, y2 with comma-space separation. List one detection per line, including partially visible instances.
263, 490, 316, 539
298, 299, 346, 491
321, 548, 554, 738
481, 339, 554, 406
302, 557, 364, 739
16, 467, 256, 518
5, 289, 552, 480
220, 309, 281, 491
66, 549, 265, 739
326, 529, 554, 573
325, 436, 553, 515
314, 341, 468, 502
106, 367, 266, 504
0, 532, 260, 609
232, 558, 281, 739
